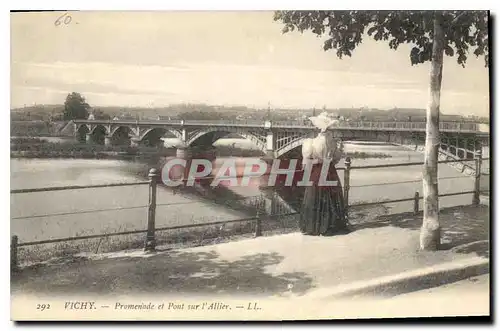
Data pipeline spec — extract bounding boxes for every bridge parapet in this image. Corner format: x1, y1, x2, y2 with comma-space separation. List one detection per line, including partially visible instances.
73, 119, 484, 133
72, 118, 488, 177
325, 121, 480, 132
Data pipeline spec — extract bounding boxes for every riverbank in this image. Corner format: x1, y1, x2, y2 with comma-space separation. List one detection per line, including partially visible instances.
10, 137, 393, 160
10, 138, 263, 159
11, 120, 68, 137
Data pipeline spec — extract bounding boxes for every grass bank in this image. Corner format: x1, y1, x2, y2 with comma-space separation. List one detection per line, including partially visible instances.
10, 121, 68, 137
10, 137, 265, 159
17, 213, 300, 266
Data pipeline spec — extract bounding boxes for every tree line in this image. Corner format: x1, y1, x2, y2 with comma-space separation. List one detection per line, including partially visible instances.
11, 94, 488, 123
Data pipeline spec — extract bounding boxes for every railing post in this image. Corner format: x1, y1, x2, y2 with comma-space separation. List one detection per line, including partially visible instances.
413, 192, 420, 215
255, 210, 262, 237
473, 152, 482, 206
343, 157, 351, 220
145, 168, 160, 252
11, 235, 18, 272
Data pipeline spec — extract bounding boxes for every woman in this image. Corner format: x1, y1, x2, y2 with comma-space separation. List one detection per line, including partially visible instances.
299, 126, 349, 236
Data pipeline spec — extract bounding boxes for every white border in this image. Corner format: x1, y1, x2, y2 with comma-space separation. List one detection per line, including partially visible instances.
5, 0, 499, 10
3, 1, 498, 330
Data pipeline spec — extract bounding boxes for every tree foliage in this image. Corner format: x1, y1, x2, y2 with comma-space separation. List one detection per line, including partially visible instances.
63, 92, 90, 120
92, 108, 111, 120
274, 10, 489, 250
273, 10, 489, 67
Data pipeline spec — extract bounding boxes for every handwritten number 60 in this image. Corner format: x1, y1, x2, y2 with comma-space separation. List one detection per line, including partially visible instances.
55, 13, 72, 26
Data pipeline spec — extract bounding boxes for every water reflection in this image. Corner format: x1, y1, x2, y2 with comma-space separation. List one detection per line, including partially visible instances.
159, 153, 305, 217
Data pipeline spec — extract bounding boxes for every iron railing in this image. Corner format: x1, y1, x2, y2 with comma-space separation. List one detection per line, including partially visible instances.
73, 119, 485, 133
10, 155, 489, 269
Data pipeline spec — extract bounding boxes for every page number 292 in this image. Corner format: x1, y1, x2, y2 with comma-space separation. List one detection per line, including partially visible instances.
36, 303, 50, 311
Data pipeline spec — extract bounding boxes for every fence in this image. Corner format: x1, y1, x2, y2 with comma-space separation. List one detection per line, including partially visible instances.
10, 155, 489, 270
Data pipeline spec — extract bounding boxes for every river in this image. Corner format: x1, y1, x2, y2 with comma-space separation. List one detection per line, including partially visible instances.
10, 139, 487, 246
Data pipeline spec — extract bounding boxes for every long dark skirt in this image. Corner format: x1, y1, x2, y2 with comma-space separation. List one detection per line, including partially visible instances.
299, 163, 348, 236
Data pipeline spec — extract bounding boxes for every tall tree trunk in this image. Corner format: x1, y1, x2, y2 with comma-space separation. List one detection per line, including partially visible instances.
420, 14, 445, 250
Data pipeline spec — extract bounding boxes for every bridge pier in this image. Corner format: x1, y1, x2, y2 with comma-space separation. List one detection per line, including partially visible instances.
75, 129, 87, 144
176, 147, 192, 159
85, 133, 96, 144
455, 136, 461, 158
130, 137, 141, 148
104, 136, 113, 146
265, 128, 275, 160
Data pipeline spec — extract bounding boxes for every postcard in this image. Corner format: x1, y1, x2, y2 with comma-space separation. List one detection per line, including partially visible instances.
10, 10, 490, 321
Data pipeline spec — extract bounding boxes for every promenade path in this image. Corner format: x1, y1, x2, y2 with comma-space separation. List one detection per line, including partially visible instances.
12, 204, 489, 300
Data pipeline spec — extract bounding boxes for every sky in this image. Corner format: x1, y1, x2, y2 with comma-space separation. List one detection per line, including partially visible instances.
10, 11, 490, 116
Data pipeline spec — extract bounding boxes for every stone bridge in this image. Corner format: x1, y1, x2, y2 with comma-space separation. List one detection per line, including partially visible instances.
73, 119, 489, 176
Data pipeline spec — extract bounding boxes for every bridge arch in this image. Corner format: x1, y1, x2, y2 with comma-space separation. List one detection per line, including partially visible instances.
275, 136, 309, 158
109, 125, 131, 138
88, 124, 108, 135
186, 128, 266, 152
275, 134, 409, 159
274, 130, 482, 176
76, 124, 89, 143
137, 128, 170, 147
109, 126, 133, 146
139, 127, 183, 141
88, 124, 107, 145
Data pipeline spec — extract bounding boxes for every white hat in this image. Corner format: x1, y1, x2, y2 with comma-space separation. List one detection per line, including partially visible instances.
308, 113, 340, 132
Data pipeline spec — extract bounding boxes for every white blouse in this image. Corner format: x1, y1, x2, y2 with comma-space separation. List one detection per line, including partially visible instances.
302, 131, 343, 165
